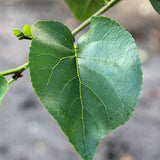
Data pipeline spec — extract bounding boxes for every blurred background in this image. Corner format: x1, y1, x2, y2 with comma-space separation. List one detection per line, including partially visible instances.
0, 0, 160, 160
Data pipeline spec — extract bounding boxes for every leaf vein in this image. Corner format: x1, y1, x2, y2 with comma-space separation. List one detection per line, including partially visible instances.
82, 82, 111, 130
45, 55, 75, 96
84, 108, 99, 129
68, 97, 80, 117
59, 75, 78, 108
78, 56, 124, 70
75, 46, 88, 155
79, 64, 125, 112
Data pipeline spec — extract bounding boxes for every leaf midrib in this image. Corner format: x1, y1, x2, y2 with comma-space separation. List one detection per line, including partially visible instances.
75, 46, 88, 156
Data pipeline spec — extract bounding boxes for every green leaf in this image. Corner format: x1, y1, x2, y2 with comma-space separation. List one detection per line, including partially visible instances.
23, 25, 32, 37
0, 76, 9, 106
12, 29, 25, 40
29, 17, 142, 160
149, 0, 160, 14
104, 0, 111, 3
65, 0, 106, 21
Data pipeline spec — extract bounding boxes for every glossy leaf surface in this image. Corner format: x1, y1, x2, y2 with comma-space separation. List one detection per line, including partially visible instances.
65, 0, 106, 21
149, 0, 160, 14
29, 17, 142, 160
23, 25, 32, 37
0, 76, 9, 106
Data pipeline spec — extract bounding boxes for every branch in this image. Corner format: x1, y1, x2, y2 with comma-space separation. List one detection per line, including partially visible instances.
0, 62, 29, 76
72, 0, 122, 36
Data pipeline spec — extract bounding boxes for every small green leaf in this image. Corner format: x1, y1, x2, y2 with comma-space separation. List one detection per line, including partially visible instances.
149, 0, 160, 14
0, 76, 9, 106
12, 29, 25, 40
29, 17, 142, 160
23, 25, 32, 37
65, 0, 106, 21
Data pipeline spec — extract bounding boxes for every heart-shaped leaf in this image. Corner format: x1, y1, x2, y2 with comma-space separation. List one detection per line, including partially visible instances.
65, 0, 106, 21
149, 0, 160, 14
0, 76, 9, 106
29, 17, 142, 160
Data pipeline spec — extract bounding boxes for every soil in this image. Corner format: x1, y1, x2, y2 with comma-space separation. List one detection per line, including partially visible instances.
0, 0, 160, 160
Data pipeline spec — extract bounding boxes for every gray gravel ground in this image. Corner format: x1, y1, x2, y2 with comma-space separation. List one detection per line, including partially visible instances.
0, 0, 160, 160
